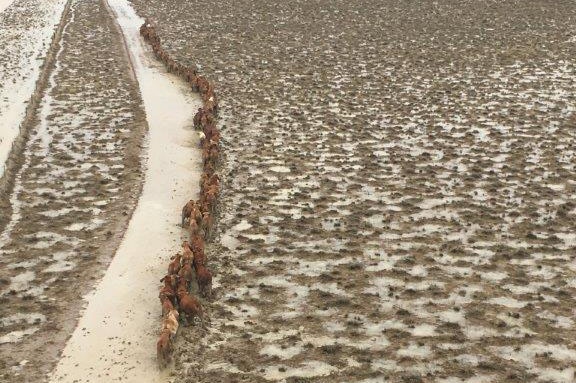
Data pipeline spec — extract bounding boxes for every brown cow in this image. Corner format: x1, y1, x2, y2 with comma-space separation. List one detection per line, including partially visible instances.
167, 254, 182, 275
195, 263, 213, 298
189, 216, 200, 237
202, 142, 219, 165
181, 199, 196, 227
192, 249, 207, 270
197, 76, 210, 95
176, 273, 189, 292
203, 173, 220, 190
189, 234, 205, 259
176, 288, 204, 326
182, 241, 194, 264
160, 294, 174, 316
178, 260, 194, 286
200, 211, 214, 239
157, 329, 173, 369
191, 203, 203, 223
193, 108, 204, 129
159, 274, 177, 304
161, 309, 180, 339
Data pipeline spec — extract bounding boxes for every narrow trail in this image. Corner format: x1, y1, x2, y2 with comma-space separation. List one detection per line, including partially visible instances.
48, 0, 202, 381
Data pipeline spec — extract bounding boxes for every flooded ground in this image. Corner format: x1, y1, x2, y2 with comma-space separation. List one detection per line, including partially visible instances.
0, 0, 66, 181
129, 0, 576, 382
0, 0, 575, 382
0, 0, 146, 381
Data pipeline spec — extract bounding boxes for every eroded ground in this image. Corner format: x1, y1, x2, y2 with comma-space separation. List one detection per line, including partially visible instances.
0, 0, 146, 381
131, 0, 576, 382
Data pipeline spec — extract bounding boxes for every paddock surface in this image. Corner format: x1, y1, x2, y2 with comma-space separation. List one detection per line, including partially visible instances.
129, 0, 576, 382
0, 0, 575, 382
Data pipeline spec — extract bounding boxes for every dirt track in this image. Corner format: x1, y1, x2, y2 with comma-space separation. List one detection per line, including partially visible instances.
130, 0, 576, 382
0, 0, 146, 381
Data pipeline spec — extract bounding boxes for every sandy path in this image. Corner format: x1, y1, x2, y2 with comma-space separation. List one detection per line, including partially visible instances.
47, 1, 201, 382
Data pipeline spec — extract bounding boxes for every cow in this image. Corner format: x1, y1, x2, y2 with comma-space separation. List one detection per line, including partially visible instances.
157, 329, 173, 369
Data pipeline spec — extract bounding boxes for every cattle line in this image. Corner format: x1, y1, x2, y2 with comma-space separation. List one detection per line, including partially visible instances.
139, 19, 222, 368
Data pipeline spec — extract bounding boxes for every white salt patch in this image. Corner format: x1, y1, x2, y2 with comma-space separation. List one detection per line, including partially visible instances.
65, 219, 104, 231
438, 310, 465, 324
533, 367, 575, 383
365, 258, 399, 272
470, 188, 489, 201
232, 220, 252, 231
411, 324, 437, 337
502, 284, 538, 295
0, 327, 40, 344
454, 354, 483, 366
7, 260, 39, 269
364, 215, 385, 228
555, 233, 576, 248
365, 320, 406, 335
269, 165, 290, 173
464, 326, 499, 340
7, 271, 35, 292
313, 308, 339, 317
405, 281, 445, 291
0, 312, 46, 327
492, 343, 576, 368
397, 343, 431, 358
488, 296, 528, 308
0, 0, 15, 13
408, 265, 428, 277
39, 207, 76, 217
352, 336, 390, 351
537, 311, 574, 329
345, 357, 361, 368
323, 321, 345, 332
480, 271, 508, 282
43, 260, 76, 273
546, 184, 565, 191
370, 358, 400, 372
220, 233, 240, 250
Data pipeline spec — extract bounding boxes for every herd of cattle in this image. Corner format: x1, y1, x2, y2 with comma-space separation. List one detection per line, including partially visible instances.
139, 20, 221, 369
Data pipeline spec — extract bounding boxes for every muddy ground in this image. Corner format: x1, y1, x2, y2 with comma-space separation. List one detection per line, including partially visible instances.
0, 0, 66, 214
0, 0, 146, 381
130, 0, 576, 382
